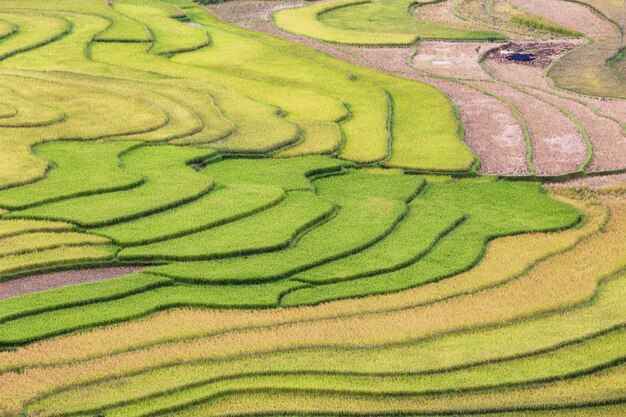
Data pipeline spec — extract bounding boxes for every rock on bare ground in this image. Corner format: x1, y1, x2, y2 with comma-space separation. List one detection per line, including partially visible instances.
0, 266, 145, 300
485, 41, 584, 71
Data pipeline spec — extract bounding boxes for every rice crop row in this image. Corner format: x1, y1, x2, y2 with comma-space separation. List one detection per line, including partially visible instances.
0, 245, 117, 283
0, 232, 110, 257
0, 219, 75, 239
0, 171, 580, 345
6, 145, 217, 227
0, 141, 143, 210
94, 184, 286, 246
119, 191, 336, 261
141, 361, 626, 415
30, 328, 626, 416
0, 191, 603, 370
0, 12, 71, 62
114, 0, 210, 55
0, 0, 477, 191
0, 192, 620, 417
0, 1, 621, 415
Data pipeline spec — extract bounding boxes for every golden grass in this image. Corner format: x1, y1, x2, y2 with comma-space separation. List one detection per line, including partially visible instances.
275, 121, 343, 157
0, 193, 620, 415
0, 84, 65, 128
0, 232, 110, 256
0, 72, 167, 187
165, 364, 626, 415
8, 266, 626, 416
0, 219, 75, 239
27, 320, 626, 415
273, 0, 419, 45
0, 245, 116, 279
0, 13, 70, 61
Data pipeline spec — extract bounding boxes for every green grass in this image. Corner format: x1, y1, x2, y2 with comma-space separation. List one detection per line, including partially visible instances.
25, 272, 626, 417
0, 141, 142, 210
0, 84, 65, 128
114, 1, 209, 55
93, 185, 285, 245
274, 0, 505, 45
275, 121, 343, 157
0, 18, 16, 41
116, 361, 626, 416
198, 156, 354, 191
0, 169, 580, 346
0, 2, 614, 415
281, 180, 579, 306
0, 0, 477, 189
145, 171, 421, 280
0, 219, 74, 239
153, 199, 408, 282
0, 244, 116, 282
0, 13, 71, 61
295, 197, 465, 283
119, 191, 335, 261
0, 232, 109, 256
0, 272, 169, 324
5, 145, 217, 227
382, 81, 476, 172
0, 277, 305, 345
32, 327, 626, 417
0, 72, 169, 188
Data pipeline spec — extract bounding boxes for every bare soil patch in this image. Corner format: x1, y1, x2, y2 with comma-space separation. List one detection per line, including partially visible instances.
472, 80, 586, 175
210, 0, 301, 24
412, 41, 504, 79
528, 88, 626, 173
412, 0, 482, 32
485, 41, 582, 69
0, 266, 145, 300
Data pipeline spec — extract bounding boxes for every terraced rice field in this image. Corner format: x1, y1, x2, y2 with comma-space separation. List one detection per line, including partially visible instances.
0, 0, 624, 416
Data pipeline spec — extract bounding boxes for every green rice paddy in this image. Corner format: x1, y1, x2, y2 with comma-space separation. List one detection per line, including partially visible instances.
0, 0, 622, 416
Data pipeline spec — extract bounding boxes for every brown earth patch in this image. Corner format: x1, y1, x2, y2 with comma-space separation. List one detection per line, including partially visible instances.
485, 41, 582, 68
471, 80, 586, 175
412, 41, 504, 79
0, 266, 145, 300
528, 88, 626, 173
